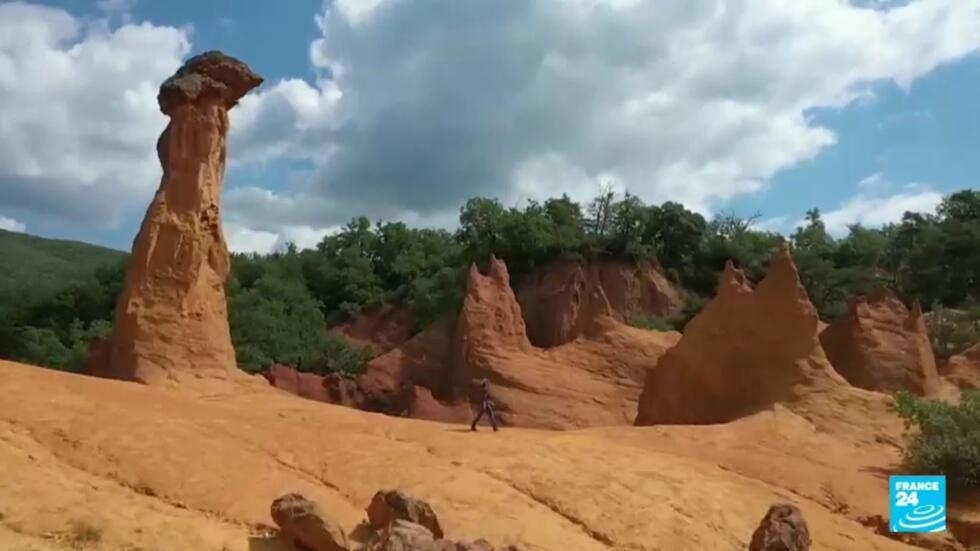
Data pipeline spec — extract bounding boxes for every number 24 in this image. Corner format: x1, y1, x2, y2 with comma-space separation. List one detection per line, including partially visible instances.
896, 491, 920, 506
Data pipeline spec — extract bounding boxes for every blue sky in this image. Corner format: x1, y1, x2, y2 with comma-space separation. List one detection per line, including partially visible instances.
0, 0, 978, 253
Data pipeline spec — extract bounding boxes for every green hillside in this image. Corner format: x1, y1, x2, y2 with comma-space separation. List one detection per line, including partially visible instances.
0, 228, 127, 300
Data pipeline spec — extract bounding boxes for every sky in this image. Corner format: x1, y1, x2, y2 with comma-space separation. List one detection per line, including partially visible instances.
0, 0, 978, 254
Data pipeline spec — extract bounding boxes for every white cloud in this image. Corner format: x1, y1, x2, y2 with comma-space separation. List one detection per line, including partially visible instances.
2, 0, 980, 251
815, 176, 944, 236
0, 2, 188, 225
224, 221, 338, 254
0, 215, 26, 233
225, 0, 980, 240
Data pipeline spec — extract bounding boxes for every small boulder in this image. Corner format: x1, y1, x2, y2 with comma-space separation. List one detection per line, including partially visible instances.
374, 519, 437, 550
371, 520, 504, 551
366, 490, 444, 539
749, 503, 811, 551
271, 493, 349, 551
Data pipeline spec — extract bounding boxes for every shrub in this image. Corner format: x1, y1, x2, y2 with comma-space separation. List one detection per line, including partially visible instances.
629, 315, 674, 332
304, 334, 373, 377
894, 390, 980, 492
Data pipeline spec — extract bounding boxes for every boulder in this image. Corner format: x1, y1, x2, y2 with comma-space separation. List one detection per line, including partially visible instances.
516, 258, 683, 347
635, 247, 847, 425
271, 493, 349, 551
366, 490, 444, 539
87, 51, 262, 388
749, 503, 811, 551
820, 290, 941, 396
370, 520, 506, 551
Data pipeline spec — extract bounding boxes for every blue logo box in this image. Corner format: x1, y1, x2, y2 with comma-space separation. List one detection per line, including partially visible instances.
889, 475, 947, 533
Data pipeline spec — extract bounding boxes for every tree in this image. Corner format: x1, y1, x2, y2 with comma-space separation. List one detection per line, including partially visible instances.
228, 274, 332, 371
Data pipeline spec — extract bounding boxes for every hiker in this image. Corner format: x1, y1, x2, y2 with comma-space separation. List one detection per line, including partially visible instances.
470, 378, 499, 432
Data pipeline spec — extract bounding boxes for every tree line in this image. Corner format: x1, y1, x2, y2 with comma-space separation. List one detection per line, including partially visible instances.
1, 188, 978, 375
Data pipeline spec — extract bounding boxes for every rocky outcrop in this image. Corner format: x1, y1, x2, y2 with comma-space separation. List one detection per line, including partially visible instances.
262, 364, 331, 402
87, 51, 262, 387
366, 490, 444, 539
749, 503, 811, 551
356, 318, 456, 414
266, 255, 678, 429
271, 493, 349, 551
635, 246, 847, 425
331, 304, 413, 357
405, 386, 473, 424
943, 344, 980, 392
452, 256, 680, 429
820, 290, 941, 396
516, 258, 684, 347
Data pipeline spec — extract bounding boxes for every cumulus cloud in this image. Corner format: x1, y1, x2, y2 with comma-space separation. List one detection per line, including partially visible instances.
0, 2, 188, 225
224, 221, 338, 255
3, 0, 980, 252
816, 176, 944, 236
225, 0, 980, 240
0, 215, 26, 233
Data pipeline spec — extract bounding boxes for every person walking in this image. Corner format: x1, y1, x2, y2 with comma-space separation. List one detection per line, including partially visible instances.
470, 378, 499, 432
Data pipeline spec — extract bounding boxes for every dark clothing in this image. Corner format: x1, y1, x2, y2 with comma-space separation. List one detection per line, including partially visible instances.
470, 380, 499, 431
470, 400, 498, 431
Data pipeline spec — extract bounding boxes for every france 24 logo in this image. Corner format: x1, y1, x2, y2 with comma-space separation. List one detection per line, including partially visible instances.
889, 475, 946, 533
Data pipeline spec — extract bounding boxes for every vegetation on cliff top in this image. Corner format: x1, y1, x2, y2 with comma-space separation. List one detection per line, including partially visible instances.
0, 189, 978, 376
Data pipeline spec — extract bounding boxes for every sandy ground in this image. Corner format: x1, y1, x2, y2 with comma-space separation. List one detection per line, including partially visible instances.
0, 360, 972, 551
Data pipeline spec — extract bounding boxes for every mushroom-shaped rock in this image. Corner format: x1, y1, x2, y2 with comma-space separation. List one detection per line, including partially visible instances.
749, 503, 811, 551
271, 493, 350, 551
87, 51, 263, 389
158, 50, 263, 114
366, 490, 444, 539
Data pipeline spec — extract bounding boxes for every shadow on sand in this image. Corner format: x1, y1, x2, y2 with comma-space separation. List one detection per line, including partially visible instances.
247, 536, 293, 551
248, 522, 378, 550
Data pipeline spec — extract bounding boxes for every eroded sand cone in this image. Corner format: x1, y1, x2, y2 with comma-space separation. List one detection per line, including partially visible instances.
634, 245, 846, 425
91, 51, 262, 387
820, 290, 942, 396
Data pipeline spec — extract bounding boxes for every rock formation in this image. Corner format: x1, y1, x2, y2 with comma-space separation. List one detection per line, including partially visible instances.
356, 317, 457, 414
635, 246, 847, 425
87, 51, 262, 387
330, 303, 414, 358
263, 364, 332, 402
271, 493, 349, 551
366, 490, 444, 539
748, 503, 811, 551
451, 256, 680, 428
516, 258, 684, 347
943, 343, 980, 392
262, 255, 678, 429
820, 290, 941, 396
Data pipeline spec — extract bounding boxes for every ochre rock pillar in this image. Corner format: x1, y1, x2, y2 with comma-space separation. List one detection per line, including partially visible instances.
95, 51, 262, 387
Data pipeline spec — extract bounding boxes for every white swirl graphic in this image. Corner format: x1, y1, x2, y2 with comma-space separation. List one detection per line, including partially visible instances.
897, 505, 946, 532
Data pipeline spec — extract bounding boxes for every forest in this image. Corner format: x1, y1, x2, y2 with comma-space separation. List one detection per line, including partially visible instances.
1, 188, 978, 377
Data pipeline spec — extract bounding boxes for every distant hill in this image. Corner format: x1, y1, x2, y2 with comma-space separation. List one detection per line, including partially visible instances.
0, 229, 127, 301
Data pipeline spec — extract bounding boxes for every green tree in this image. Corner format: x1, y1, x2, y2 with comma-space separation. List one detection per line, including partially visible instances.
229, 274, 332, 372
895, 391, 980, 492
